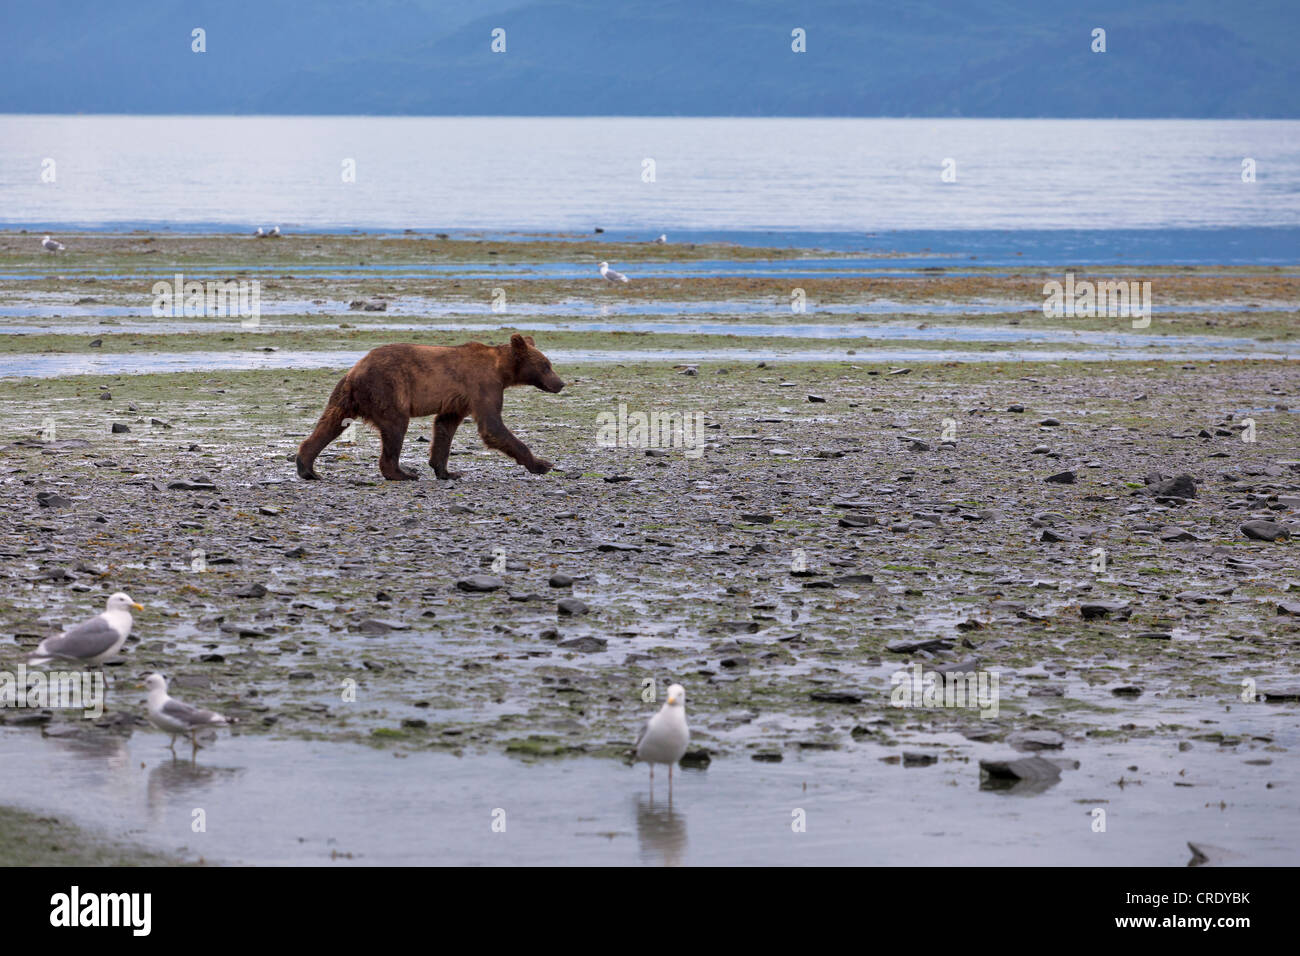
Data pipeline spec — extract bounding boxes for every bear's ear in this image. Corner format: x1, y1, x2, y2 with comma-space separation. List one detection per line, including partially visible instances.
510, 333, 527, 352
524, 335, 536, 347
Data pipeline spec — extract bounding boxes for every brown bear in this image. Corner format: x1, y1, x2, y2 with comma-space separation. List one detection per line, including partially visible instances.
296, 335, 564, 481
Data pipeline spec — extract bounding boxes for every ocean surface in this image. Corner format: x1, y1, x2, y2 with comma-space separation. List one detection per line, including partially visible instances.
4, 116, 1300, 262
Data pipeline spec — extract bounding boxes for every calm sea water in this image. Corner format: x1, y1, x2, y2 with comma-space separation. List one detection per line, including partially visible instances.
3, 116, 1299, 233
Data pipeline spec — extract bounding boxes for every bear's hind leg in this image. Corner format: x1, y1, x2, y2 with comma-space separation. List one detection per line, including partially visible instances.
378, 417, 417, 480
297, 404, 349, 479
429, 413, 464, 479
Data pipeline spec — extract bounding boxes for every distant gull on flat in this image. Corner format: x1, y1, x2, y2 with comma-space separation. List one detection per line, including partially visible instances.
268, 226, 281, 237
28, 592, 141, 666
653, 234, 667, 244
41, 235, 65, 252
253, 227, 266, 238
599, 260, 629, 283
633, 683, 690, 792
142, 673, 229, 751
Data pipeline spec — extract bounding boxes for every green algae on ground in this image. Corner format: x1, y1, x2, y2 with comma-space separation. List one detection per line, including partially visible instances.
0, 804, 193, 865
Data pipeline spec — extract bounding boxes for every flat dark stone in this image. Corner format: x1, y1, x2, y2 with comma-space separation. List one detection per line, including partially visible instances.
679, 749, 712, 768
557, 598, 590, 616
1007, 730, 1065, 752
557, 636, 605, 652
1241, 520, 1289, 542
457, 575, 504, 592
885, 637, 954, 654
1080, 602, 1129, 620
810, 689, 863, 704
1259, 685, 1300, 702
1144, 474, 1197, 499
979, 755, 1062, 788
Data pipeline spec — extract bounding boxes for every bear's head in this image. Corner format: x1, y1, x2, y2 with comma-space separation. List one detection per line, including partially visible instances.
509, 334, 565, 393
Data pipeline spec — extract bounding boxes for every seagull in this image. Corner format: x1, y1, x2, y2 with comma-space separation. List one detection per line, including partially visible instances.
141, 673, 229, 752
599, 261, 629, 283
268, 226, 281, 237
633, 683, 690, 794
653, 234, 667, 244
253, 227, 266, 238
41, 235, 65, 252
28, 592, 141, 666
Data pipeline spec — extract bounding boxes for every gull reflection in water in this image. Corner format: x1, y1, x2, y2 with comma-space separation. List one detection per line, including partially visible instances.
144, 756, 242, 823
635, 792, 688, 866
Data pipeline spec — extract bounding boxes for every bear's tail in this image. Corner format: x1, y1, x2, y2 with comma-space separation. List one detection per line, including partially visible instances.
296, 376, 358, 479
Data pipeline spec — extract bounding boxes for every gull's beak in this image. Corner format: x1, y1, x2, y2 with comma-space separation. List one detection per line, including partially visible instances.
132, 602, 144, 611
667, 695, 678, 705
133, 683, 144, 690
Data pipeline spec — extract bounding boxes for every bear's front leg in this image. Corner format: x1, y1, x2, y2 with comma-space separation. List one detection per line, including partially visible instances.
476, 412, 553, 475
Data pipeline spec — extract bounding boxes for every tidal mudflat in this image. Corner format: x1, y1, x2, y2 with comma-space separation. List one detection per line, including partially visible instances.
0, 233, 1297, 865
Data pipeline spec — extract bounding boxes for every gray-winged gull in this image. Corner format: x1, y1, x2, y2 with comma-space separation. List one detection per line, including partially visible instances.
41, 235, 65, 252
142, 673, 229, 751
599, 261, 629, 283
28, 592, 141, 666
633, 683, 690, 791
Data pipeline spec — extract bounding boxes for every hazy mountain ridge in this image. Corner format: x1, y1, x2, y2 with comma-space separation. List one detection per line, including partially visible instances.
2, 0, 1296, 116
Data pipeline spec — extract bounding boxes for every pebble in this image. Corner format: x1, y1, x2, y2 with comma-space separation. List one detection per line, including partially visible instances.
1241, 520, 1288, 542
557, 598, 590, 616
457, 575, 504, 592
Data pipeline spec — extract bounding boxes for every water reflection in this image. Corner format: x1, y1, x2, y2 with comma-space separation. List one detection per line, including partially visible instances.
634, 792, 688, 866
144, 754, 243, 822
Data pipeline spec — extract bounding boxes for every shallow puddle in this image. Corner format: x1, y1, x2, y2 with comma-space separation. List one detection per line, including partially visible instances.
0, 725, 1292, 865
5, 346, 1298, 378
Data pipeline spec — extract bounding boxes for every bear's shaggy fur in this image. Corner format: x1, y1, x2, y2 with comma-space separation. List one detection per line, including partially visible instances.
296, 335, 564, 481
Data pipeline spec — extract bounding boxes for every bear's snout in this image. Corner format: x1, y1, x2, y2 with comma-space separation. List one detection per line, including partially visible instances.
542, 375, 564, 393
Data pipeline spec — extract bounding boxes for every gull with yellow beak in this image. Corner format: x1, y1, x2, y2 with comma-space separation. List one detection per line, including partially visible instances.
28, 592, 141, 667
140, 673, 229, 753
633, 683, 690, 793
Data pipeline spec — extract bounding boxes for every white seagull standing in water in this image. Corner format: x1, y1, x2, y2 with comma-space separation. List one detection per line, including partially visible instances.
142, 673, 229, 752
633, 683, 690, 795
41, 235, 65, 252
599, 260, 629, 283
28, 592, 141, 667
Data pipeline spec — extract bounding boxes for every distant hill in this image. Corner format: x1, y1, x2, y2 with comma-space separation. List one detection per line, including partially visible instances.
2, 0, 1297, 116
